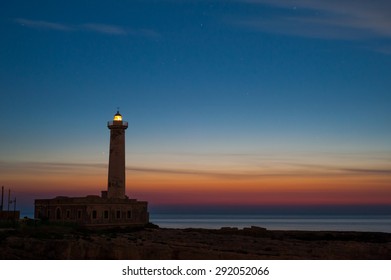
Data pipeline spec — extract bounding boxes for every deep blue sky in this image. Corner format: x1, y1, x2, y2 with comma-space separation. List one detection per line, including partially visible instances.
1, 1, 391, 211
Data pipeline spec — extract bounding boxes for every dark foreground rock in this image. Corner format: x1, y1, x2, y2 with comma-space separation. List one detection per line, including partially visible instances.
0, 225, 390, 259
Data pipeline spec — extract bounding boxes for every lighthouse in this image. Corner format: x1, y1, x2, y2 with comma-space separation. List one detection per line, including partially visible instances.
34, 110, 149, 227
107, 110, 128, 199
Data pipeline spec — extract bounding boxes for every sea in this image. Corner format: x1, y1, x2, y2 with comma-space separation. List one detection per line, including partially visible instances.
150, 214, 391, 233
20, 210, 391, 233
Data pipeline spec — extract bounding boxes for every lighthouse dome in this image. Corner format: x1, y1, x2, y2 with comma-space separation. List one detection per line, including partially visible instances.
113, 111, 122, 121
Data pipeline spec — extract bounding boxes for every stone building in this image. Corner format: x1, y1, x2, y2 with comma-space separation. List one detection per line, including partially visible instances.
34, 111, 149, 227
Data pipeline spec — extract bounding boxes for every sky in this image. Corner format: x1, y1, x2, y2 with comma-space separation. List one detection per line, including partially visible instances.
1, 0, 391, 215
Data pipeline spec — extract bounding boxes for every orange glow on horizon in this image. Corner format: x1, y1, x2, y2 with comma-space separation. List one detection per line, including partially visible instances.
2, 158, 391, 207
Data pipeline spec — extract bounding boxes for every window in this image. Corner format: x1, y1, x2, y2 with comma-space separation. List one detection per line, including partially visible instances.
56, 208, 61, 220
104, 210, 109, 219
92, 210, 97, 219
127, 210, 132, 219
77, 210, 82, 219
116, 210, 121, 219
66, 209, 71, 219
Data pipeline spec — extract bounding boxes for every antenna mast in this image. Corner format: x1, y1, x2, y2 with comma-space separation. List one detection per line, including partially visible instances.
0, 186, 3, 211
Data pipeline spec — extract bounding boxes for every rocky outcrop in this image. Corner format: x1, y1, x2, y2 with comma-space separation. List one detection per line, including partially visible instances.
1, 226, 390, 259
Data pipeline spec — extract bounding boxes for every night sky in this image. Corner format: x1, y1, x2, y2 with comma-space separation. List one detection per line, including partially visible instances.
1, 1, 391, 215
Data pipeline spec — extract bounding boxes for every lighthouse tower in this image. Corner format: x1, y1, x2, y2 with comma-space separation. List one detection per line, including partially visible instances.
107, 110, 128, 199
34, 110, 149, 227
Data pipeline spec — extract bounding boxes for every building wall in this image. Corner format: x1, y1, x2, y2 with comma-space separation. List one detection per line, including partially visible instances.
35, 197, 149, 227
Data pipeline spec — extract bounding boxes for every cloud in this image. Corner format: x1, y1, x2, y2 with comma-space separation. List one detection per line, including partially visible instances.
339, 168, 391, 175
127, 164, 391, 179
126, 166, 279, 179
371, 45, 391, 55
2, 159, 390, 181
14, 18, 160, 38
81, 23, 128, 35
233, 0, 391, 40
14, 18, 73, 31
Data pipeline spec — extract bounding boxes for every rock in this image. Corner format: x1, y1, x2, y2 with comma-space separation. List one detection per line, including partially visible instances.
1, 227, 390, 259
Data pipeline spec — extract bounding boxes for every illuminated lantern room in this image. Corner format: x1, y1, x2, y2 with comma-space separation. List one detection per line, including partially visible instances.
108, 110, 128, 129
113, 111, 122, 121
